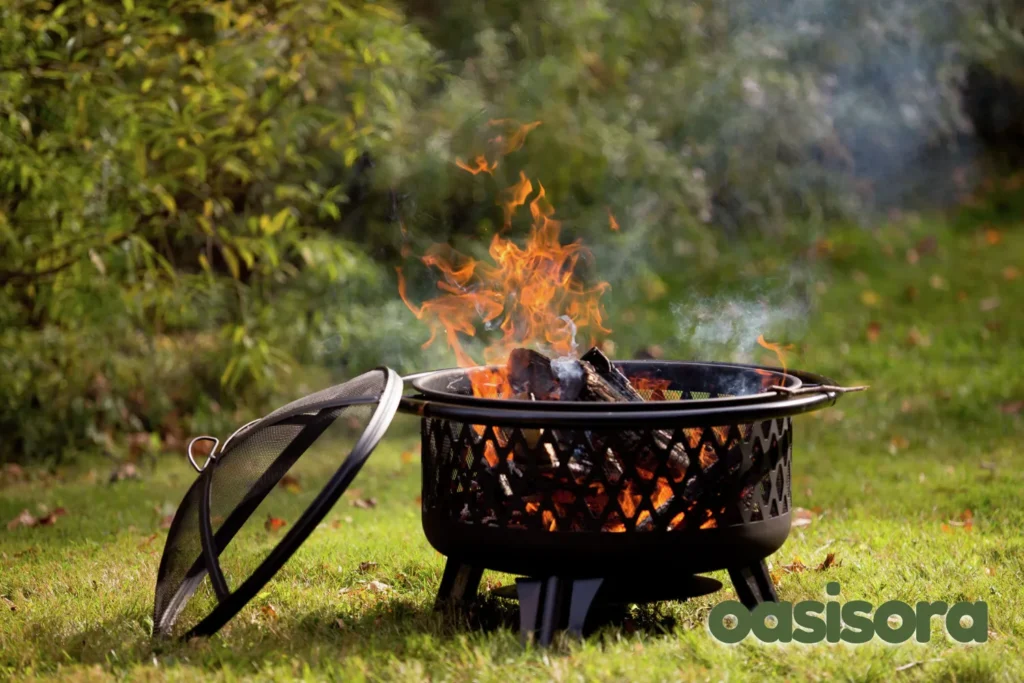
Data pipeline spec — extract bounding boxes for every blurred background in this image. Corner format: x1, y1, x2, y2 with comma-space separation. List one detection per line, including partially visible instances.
3, 0, 1023, 463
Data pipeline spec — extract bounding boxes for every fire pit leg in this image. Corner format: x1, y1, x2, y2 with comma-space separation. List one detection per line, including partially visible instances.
727, 560, 778, 609
516, 577, 603, 646
565, 578, 603, 639
516, 577, 569, 646
434, 559, 483, 610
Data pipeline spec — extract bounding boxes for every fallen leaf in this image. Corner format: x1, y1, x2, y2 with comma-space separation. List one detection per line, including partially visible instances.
1003, 266, 1020, 281
791, 508, 814, 528
6, 509, 37, 530
159, 514, 175, 529
1000, 400, 1023, 415
1, 596, 15, 612
358, 561, 378, 573
866, 321, 882, 343
400, 449, 416, 465
261, 604, 278, 619
1, 464, 26, 485
979, 297, 1000, 312
351, 497, 377, 510
367, 580, 390, 593
279, 474, 302, 494
889, 435, 910, 453
782, 557, 808, 573
960, 509, 974, 531
414, 495, 422, 506
138, 533, 159, 548
816, 552, 840, 571
860, 290, 880, 306
265, 516, 288, 532
984, 566, 996, 577
905, 248, 919, 265
109, 461, 141, 483
984, 228, 1002, 245
957, 290, 969, 302
906, 328, 931, 348
37, 507, 66, 526
929, 274, 947, 290
940, 523, 952, 534
335, 618, 346, 630
916, 235, 938, 255
904, 285, 919, 302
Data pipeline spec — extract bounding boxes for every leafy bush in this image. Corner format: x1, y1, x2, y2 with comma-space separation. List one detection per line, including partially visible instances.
0, 0, 438, 461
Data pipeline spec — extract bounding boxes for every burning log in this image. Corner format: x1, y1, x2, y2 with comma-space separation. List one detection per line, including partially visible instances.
505, 347, 689, 481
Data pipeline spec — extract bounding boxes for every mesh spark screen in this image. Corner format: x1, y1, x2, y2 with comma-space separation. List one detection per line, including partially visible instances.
153, 368, 399, 638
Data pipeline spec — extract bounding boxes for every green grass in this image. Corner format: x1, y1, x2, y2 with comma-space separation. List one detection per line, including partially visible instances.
2, 214, 1024, 681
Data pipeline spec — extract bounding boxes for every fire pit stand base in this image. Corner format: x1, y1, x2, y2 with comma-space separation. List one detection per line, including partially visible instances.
434, 558, 778, 646
728, 560, 777, 609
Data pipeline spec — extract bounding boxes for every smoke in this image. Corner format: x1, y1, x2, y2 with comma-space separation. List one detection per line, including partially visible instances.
670, 273, 812, 365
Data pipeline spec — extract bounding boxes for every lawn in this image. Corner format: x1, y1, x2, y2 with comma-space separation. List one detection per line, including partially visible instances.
2, 212, 1023, 681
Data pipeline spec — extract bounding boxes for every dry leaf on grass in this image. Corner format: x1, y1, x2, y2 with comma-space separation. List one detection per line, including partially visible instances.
265, 516, 288, 532
781, 557, 808, 573
358, 561, 378, 573
261, 604, 278, 620
980, 296, 1000, 312
984, 228, 1002, 246
109, 461, 142, 483
1003, 266, 1020, 281
367, 580, 390, 593
889, 435, 910, 453
906, 328, 931, 348
1000, 401, 1023, 415
817, 552, 841, 571
866, 321, 882, 343
279, 474, 302, 494
791, 508, 814, 528
860, 290, 880, 306
400, 449, 417, 465
7, 507, 66, 530
351, 497, 377, 510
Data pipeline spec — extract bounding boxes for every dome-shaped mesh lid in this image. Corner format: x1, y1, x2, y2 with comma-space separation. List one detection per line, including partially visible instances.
153, 368, 402, 638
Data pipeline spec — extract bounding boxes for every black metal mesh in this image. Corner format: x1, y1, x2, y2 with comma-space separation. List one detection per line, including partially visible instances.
153, 370, 387, 637
421, 417, 791, 534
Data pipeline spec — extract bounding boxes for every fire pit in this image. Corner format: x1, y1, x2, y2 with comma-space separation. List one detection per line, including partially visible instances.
153, 135, 864, 644
400, 358, 852, 645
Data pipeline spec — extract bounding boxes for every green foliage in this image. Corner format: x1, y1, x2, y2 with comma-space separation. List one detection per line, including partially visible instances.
0, 0, 438, 461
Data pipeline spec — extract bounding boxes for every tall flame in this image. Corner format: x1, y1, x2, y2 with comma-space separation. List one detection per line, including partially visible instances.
399, 171, 611, 398
756, 334, 793, 375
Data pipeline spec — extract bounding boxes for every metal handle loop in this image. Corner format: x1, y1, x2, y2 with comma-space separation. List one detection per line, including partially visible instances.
187, 436, 220, 473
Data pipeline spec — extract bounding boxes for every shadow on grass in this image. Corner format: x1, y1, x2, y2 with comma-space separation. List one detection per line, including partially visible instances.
49, 591, 686, 671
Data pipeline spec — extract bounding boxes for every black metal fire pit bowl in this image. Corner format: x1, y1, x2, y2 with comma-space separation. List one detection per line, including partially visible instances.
399, 360, 847, 645
153, 359, 855, 647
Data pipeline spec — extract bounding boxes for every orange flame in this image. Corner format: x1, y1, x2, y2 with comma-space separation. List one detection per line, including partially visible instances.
607, 208, 620, 231
487, 119, 542, 154
399, 173, 611, 398
455, 155, 498, 176
756, 334, 793, 375
630, 375, 672, 400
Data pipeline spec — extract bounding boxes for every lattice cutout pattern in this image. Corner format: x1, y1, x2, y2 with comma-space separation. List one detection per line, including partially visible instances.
422, 417, 792, 533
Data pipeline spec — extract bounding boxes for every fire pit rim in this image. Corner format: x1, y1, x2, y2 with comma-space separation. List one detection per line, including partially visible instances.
409, 359, 803, 411
399, 364, 840, 428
